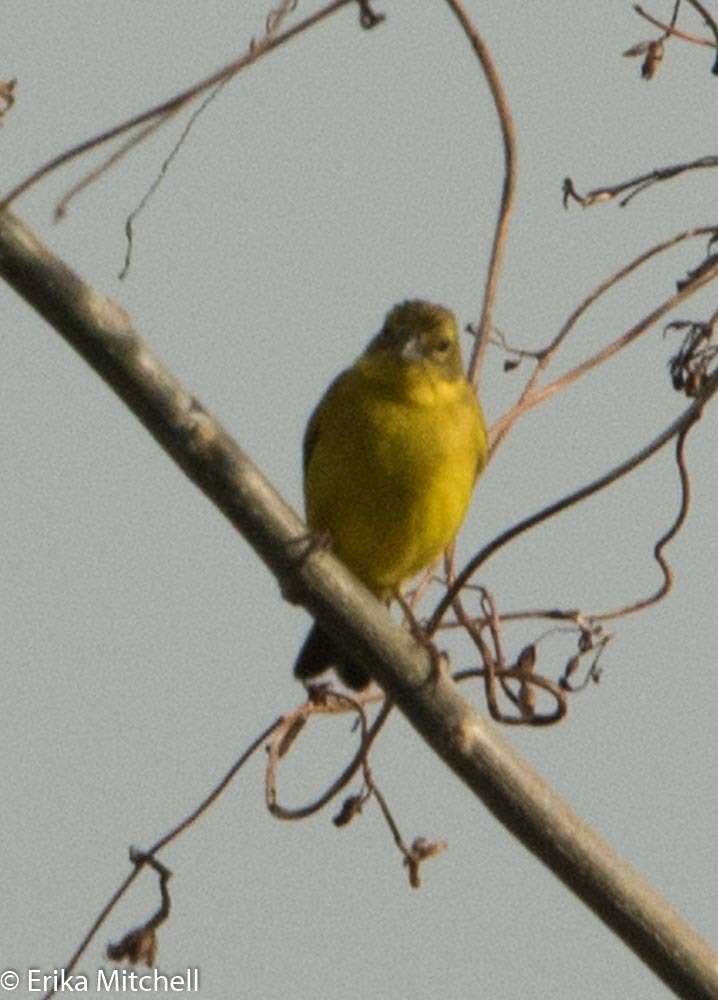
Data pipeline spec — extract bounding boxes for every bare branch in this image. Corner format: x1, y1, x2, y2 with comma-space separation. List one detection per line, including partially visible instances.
0, 0, 358, 212
491, 228, 718, 449
117, 0, 305, 278
523, 254, 718, 410
633, 4, 715, 47
563, 158, 718, 210
442, 0, 517, 390
42, 685, 387, 997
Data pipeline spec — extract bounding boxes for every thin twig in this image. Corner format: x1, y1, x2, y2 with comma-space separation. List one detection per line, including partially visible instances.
447, 559, 522, 711
442, 0, 517, 391
453, 412, 701, 632
430, 370, 718, 632
42, 719, 279, 999
634, 3, 715, 47
118, 0, 303, 278
364, 762, 447, 888
54, 119, 167, 220
106, 852, 172, 966
590, 415, 698, 622
151, 720, 281, 852
118, 83, 227, 280
490, 229, 718, 449
0, 0, 357, 212
524, 256, 718, 412
683, 0, 718, 50
563, 158, 718, 211
266, 695, 392, 820
451, 589, 567, 725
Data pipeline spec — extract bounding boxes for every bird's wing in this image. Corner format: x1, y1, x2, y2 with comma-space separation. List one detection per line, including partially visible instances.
302, 368, 351, 477
473, 397, 489, 481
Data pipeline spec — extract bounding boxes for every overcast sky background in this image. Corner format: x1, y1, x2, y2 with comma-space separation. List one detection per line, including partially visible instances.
2, 2, 716, 998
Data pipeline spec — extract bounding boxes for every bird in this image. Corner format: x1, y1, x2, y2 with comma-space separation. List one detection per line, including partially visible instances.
294, 299, 488, 689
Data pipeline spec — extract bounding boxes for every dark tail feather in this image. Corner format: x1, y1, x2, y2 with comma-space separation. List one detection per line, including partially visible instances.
293, 623, 370, 691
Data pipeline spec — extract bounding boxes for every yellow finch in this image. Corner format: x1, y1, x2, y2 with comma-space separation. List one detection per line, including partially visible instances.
294, 300, 488, 689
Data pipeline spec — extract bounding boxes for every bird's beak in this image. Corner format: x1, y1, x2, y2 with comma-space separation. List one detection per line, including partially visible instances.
400, 335, 423, 363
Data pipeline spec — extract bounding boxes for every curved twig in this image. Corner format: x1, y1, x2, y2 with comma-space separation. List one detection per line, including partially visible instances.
591, 414, 697, 622
442, 0, 517, 390
430, 371, 718, 632
447, 411, 701, 682
451, 589, 567, 726
106, 852, 172, 966
266, 694, 392, 820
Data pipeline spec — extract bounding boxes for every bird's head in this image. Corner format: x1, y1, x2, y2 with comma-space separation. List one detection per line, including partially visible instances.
367, 300, 465, 380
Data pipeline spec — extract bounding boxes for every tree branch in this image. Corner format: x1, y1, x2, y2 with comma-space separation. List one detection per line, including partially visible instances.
1, 209, 716, 999
0, 0, 358, 212
490, 226, 718, 449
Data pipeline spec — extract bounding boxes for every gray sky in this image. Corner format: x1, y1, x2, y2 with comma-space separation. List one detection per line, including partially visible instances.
2, 2, 716, 998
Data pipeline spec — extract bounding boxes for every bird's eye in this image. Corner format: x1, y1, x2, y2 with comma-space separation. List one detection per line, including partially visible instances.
435, 337, 451, 352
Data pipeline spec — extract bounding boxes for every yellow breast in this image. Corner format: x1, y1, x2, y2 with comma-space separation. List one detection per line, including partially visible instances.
304, 354, 487, 595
